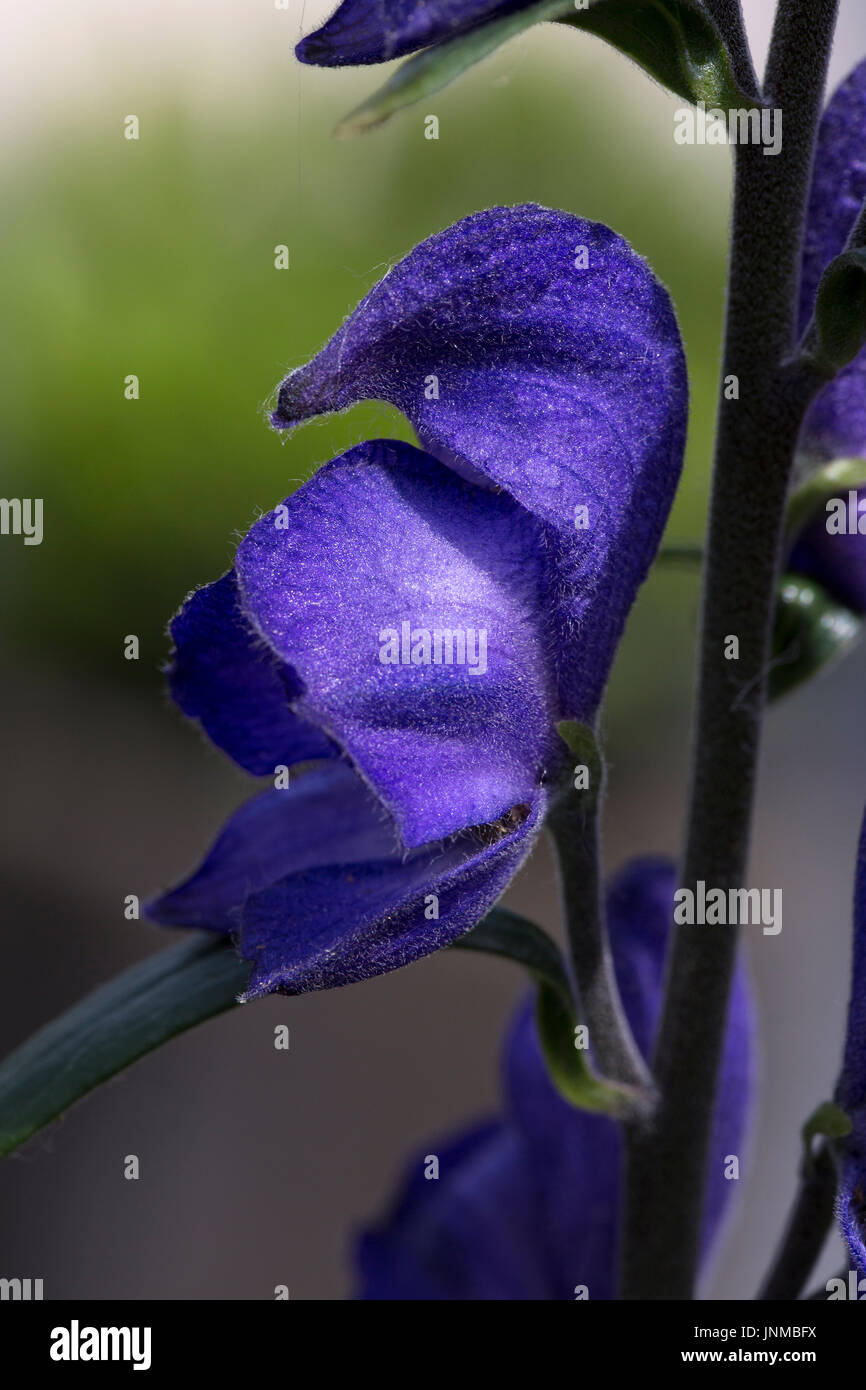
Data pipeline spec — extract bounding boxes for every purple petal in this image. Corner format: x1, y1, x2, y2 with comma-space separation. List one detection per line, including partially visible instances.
147, 758, 545, 997
146, 760, 397, 931
829, 807, 866, 1276
800, 60, 866, 461
837, 1133, 866, 1279
239, 791, 544, 996
272, 205, 686, 718
166, 571, 333, 776
358, 1123, 551, 1299
837, 809, 866, 1117
235, 439, 560, 849
357, 857, 753, 1299
296, 0, 535, 67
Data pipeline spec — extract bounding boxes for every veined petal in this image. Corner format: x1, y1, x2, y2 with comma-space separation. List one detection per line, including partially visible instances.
146, 760, 398, 931
147, 760, 545, 997
166, 571, 333, 775
240, 791, 544, 996
235, 438, 560, 848
272, 205, 687, 717
357, 857, 753, 1299
837, 809, 866, 1117
296, 0, 537, 67
835, 809, 866, 1275
800, 60, 866, 462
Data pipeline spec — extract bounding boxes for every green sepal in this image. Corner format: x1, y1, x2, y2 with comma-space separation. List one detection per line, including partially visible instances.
806, 249, 866, 375
562, 0, 753, 109
769, 574, 861, 702
0, 932, 250, 1158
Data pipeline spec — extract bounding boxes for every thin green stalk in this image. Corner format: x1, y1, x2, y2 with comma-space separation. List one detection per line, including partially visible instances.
621, 0, 838, 1300
549, 786, 651, 1096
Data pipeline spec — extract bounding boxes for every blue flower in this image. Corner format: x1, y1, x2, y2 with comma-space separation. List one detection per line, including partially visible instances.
147, 205, 686, 998
295, 0, 546, 68
834, 811, 866, 1275
357, 858, 753, 1299
788, 60, 866, 612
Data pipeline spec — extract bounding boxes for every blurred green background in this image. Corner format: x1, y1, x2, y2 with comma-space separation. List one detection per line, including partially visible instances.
0, 21, 729, 736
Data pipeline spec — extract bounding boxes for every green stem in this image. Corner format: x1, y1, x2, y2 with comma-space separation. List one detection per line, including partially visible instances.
549, 788, 651, 1096
620, 0, 837, 1300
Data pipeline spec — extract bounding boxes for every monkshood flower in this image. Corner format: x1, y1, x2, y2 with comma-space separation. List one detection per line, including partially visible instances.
835, 809, 866, 1277
358, 858, 753, 1300
271, 205, 686, 721
788, 59, 866, 614
147, 205, 686, 999
294, 0, 753, 138
296, 0, 542, 67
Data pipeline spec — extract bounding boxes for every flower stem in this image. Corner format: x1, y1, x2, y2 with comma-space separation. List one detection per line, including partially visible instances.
620, 0, 838, 1300
756, 1143, 837, 1300
549, 782, 651, 1096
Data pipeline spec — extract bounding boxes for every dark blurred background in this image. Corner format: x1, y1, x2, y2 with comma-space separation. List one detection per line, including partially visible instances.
2, 0, 866, 1298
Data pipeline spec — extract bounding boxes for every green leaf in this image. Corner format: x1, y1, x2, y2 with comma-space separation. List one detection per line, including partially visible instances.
785, 457, 866, 550
333, 0, 752, 138
563, 0, 753, 109
769, 574, 861, 703
334, 0, 574, 138
0, 932, 250, 1157
455, 907, 647, 1118
0, 906, 637, 1157
807, 249, 866, 374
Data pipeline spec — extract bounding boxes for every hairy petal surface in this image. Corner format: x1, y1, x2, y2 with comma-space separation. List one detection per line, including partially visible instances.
835, 808, 866, 1275
166, 571, 334, 775
273, 205, 687, 716
235, 439, 560, 848
800, 60, 866, 462
358, 857, 753, 1299
147, 761, 398, 931
165, 441, 558, 849
147, 760, 545, 997
296, 0, 538, 67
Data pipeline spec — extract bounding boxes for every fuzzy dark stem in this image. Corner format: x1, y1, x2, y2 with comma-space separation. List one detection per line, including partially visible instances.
620, 0, 837, 1300
757, 1144, 837, 1300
